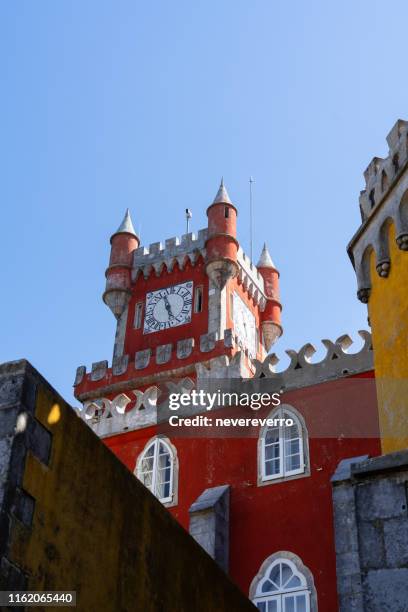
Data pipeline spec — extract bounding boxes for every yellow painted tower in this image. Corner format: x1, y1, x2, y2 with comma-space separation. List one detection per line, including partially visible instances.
348, 119, 408, 453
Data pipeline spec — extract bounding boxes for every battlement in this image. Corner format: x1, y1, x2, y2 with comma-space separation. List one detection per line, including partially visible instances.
76, 330, 373, 437
348, 119, 408, 302
73, 328, 257, 399
237, 247, 266, 307
131, 229, 208, 279
359, 120, 408, 220
196, 329, 373, 389
251, 329, 373, 388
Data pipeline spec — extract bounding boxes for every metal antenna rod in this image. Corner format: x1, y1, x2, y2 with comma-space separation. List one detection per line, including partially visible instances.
249, 176, 254, 260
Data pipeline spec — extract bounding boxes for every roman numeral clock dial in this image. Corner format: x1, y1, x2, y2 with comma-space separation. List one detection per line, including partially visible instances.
143, 281, 193, 334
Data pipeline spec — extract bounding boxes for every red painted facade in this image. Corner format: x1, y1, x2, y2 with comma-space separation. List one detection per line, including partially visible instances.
101, 372, 380, 610
74, 182, 381, 610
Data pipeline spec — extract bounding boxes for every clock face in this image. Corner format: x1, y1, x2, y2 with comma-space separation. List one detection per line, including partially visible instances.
143, 281, 193, 334
233, 292, 257, 357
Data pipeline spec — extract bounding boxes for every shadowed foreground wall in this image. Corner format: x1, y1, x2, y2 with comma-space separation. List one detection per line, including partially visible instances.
0, 360, 256, 612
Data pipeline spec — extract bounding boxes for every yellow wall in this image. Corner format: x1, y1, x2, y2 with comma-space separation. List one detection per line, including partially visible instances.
5, 363, 256, 612
369, 222, 408, 453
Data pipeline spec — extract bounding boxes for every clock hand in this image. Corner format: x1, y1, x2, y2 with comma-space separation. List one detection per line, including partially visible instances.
163, 296, 174, 319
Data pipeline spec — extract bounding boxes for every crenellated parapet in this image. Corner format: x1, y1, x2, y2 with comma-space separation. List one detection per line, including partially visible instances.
348, 119, 408, 302
251, 330, 373, 390
77, 330, 373, 437
131, 229, 208, 280
194, 329, 372, 389
74, 329, 240, 395
236, 248, 267, 310
359, 120, 408, 221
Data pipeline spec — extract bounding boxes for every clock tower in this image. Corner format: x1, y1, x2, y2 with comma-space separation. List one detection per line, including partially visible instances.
74, 180, 282, 425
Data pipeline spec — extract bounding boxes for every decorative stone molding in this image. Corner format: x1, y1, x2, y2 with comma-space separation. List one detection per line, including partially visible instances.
177, 338, 194, 359
249, 551, 318, 611
359, 120, 408, 219
79, 387, 159, 436
348, 119, 408, 302
90, 361, 108, 382
251, 330, 373, 390
156, 344, 172, 365
135, 349, 151, 370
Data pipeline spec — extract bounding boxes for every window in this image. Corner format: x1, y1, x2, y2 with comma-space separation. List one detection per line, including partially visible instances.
252, 558, 312, 612
134, 302, 143, 329
393, 153, 400, 173
136, 437, 176, 505
381, 170, 388, 192
260, 406, 307, 483
194, 286, 203, 313
369, 189, 375, 209
224, 206, 229, 218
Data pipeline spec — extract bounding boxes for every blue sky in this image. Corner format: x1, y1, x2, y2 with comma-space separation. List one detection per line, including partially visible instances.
1, 1, 407, 404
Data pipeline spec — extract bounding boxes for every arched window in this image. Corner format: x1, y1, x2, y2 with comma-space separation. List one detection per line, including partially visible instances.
136, 437, 177, 505
260, 406, 308, 483
250, 554, 317, 612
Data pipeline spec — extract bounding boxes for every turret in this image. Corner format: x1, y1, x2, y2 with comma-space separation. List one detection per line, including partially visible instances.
205, 179, 239, 289
348, 118, 408, 453
103, 209, 139, 319
257, 243, 282, 351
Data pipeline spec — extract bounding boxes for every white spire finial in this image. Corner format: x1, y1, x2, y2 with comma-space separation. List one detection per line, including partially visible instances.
115, 209, 137, 236
212, 178, 232, 205
257, 242, 276, 268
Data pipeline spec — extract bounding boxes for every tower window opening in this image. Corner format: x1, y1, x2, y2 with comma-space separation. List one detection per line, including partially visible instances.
393, 153, 400, 174
369, 189, 375, 209
134, 302, 143, 329
224, 206, 229, 218
381, 170, 388, 193
194, 286, 203, 313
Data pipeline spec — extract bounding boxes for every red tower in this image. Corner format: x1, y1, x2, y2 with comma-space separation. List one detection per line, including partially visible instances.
257, 243, 282, 350
103, 209, 139, 319
73, 180, 380, 611
205, 178, 239, 289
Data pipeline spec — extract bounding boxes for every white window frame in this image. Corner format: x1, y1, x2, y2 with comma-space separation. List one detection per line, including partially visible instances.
250, 552, 317, 612
253, 558, 310, 612
261, 407, 305, 482
136, 437, 175, 504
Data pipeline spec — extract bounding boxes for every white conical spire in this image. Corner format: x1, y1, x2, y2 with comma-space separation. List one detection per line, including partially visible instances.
257, 243, 276, 268
212, 177, 233, 205
115, 209, 137, 236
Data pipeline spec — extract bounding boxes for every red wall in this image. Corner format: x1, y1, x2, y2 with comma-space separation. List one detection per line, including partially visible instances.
124, 256, 209, 356
104, 371, 381, 610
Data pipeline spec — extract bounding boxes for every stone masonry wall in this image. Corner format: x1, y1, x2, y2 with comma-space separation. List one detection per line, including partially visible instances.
332, 451, 408, 612
0, 359, 256, 612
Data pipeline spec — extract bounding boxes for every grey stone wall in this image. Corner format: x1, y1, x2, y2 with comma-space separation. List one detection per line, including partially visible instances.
332, 451, 408, 612
0, 360, 53, 591
189, 484, 230, 572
